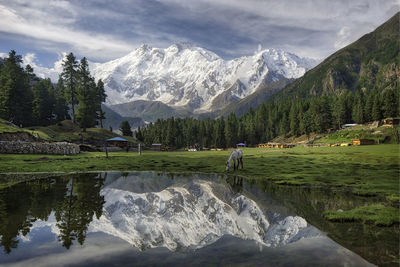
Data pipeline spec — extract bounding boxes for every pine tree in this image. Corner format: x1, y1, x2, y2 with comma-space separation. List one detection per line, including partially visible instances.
332, 95, 346, 129
289, 102, 299, 136
364, 91, 374, 122
32, 79, 54, 125
25, 64, 38, 84
61, 53, 78, 122
120, 120, 133, 136
300, 110, 312, 140
255, 104, 267, 142
372, 94, 382, 121
279, 112, 289, 136
95, 79, 107, 128
383, 89, 397, 118
135, 126, 144, 142
75, 58, 97, 131
225, 113, 238, 148
214, 117, 226, 148
198, 120, 206, 148
54, 76, 69, 121
352, 98, 365, 124
0, 50, 32, 126
166, 117, 176, 148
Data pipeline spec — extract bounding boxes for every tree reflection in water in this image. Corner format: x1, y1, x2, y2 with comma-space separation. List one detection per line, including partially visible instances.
0, 173, 106, 253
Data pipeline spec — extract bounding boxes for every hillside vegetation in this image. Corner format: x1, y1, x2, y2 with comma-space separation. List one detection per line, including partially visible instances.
276, 12, 399, 99
0, 119, 136, 145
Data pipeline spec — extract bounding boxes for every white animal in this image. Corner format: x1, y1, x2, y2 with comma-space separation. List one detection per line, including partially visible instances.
226, 149, 243, 171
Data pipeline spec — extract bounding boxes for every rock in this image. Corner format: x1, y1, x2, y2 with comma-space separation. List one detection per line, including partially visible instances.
0, 141, 80, 155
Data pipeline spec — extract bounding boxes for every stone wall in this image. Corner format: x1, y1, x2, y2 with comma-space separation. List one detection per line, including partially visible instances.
0, 141, 80, 155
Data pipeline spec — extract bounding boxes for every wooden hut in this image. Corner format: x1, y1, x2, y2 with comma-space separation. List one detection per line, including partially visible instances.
340, 143, 352, 146
352, 139, 375, 146
236, 143, 246, 148
151, 143, 162, 151
342, 123, 357, 128
106, 137, 128, 148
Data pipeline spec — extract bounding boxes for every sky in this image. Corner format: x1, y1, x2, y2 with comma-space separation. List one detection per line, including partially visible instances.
0, 0, 398, 79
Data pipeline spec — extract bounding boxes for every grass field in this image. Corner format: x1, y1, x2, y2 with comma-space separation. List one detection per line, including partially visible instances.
315, 125, 399, 144
0, 145, 398, 194
0, 119, 136, 143
0, 144, 398, 225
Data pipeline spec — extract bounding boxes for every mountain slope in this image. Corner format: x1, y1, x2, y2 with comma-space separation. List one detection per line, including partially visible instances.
276, 12, 399, 100
109, 100, 192, 122
93, 43, 316, 115
219, 77, 293, 117
102, 105, 145, 130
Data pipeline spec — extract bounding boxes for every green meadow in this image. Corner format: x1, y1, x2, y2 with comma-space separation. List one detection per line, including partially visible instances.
0, 144, 398, 226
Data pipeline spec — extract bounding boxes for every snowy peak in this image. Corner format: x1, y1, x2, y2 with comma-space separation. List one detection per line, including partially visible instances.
92, 44, 317, 112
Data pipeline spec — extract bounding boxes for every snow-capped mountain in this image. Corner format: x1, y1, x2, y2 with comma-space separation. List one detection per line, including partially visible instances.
93, 43, 317, 113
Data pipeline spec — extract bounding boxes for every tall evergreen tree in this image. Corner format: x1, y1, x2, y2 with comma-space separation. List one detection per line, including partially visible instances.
372, 94, 382, 121
383, 89, 397, 118
300, 110, 312, 140
120, 120, 133, 136
332, 95, 346, 129
61, 53, 78, 122
225, 113, 238, 148
214, 117, 226, 148
75, 58, 97, 131
364, 91, 374, 122
0, 50, 32, 126
95, 79, 107, 128
352, 96, 365, 124
135, 126, 144, 142
289, 102, 299, 136
32, 79, 54, 125
166, 117, 176, 148
54, 75, 69, 121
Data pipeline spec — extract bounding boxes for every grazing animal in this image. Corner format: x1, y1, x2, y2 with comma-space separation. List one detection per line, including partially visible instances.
226, 149, 243, 171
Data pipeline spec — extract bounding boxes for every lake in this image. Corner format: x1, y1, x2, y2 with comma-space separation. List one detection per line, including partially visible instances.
0, 172, 397, 266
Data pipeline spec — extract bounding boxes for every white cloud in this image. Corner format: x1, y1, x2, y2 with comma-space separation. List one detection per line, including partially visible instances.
0, 3, 135, 61
22, 52, 65, 81
334, 26, 352, 50
0, 0, 398, 62
162, 0, 399, 58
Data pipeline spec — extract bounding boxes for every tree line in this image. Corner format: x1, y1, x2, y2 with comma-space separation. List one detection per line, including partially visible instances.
0, 51, 106, 130
136, 87, 399, 148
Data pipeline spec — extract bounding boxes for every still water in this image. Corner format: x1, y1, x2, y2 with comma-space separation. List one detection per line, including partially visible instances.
0, 172, 395, 266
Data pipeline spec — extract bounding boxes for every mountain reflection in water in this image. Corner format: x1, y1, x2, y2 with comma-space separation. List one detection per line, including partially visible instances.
0, 172, 374, 266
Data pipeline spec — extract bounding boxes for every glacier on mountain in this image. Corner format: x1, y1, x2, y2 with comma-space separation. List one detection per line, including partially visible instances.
92, 43, 317, 112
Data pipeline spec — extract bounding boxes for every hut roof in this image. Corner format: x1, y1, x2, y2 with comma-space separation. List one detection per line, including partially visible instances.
152, 143, 162, 146
106, 137, 128, 142
237, 143, 245, 146
343, 123, 357, 127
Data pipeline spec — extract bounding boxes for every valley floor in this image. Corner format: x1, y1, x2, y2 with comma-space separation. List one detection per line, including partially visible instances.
0, 144, 399, 225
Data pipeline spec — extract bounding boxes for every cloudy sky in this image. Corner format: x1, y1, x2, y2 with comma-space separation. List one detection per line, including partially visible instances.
0, 0, 398, 77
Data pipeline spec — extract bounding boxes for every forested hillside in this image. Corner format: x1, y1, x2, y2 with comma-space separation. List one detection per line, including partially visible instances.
138, 13, 399, 148
0, 51, 106, 130
276, 12, 399, 99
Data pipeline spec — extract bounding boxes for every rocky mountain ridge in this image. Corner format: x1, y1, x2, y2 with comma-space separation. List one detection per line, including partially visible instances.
92, 43, 317, 115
